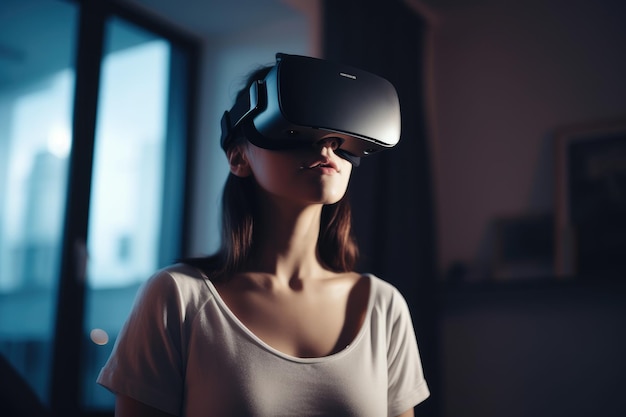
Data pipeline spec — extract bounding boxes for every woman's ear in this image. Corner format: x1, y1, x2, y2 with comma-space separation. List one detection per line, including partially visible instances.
227, 145, 252, 177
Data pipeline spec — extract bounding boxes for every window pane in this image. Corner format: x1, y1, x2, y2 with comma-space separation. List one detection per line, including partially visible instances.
82, 17, 179, 409
0, 0, 78, 406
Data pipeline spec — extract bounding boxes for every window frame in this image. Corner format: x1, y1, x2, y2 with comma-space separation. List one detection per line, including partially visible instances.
49, 1, 199, 415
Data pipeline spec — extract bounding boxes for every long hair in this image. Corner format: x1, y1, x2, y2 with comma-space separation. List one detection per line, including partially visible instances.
182, 65, 359, 281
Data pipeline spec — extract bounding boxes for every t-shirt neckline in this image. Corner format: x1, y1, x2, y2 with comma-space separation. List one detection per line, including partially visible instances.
200, 272, 375, 364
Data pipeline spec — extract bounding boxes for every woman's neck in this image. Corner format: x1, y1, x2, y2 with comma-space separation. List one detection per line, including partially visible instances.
248, 199, 327, 284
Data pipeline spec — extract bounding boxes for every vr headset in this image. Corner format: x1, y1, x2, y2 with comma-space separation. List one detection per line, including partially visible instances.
220, 53, 401, 166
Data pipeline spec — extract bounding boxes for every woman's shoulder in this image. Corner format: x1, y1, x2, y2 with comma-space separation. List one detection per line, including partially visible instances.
363, 273, 411, 314
144, 262, 207, 287
136, 263, 216, 309
364, 273, 399, 295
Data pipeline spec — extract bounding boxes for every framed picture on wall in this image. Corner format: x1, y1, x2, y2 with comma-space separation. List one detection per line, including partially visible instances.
554, 117, 626, 278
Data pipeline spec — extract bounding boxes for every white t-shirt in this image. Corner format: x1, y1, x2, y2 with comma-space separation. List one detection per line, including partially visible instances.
97, 263, 429, 416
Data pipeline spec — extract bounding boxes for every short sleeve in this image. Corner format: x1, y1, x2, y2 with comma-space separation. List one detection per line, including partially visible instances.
96, 270, 185, 415
386, 289, 430, 416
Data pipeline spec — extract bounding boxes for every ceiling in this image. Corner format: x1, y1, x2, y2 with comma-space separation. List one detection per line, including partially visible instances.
0, 0, 301, 87
120, 0, 302, 37
0, 0, 465, 87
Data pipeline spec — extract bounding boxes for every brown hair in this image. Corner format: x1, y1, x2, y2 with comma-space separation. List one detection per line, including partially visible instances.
182, 65, 359, 281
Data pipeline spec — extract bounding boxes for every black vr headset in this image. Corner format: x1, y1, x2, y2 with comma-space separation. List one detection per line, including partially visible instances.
220, 53, 401, 166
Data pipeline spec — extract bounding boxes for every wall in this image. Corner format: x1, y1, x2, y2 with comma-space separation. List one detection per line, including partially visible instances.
188, 6, 316, 255
424, 1, 626, 416
427, 0, 626, 280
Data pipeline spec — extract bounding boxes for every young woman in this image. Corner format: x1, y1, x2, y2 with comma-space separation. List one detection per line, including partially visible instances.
97, 58, 430, 417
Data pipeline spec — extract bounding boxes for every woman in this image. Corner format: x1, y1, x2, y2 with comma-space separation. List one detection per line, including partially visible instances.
97, 57, 430, 417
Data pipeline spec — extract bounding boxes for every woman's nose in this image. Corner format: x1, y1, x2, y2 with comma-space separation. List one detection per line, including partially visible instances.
315, 137, 341, 151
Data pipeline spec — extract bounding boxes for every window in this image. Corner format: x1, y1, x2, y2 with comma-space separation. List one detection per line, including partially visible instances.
0, 0, 78, 404
0, 0, 197, 414
82, 18, 184, 409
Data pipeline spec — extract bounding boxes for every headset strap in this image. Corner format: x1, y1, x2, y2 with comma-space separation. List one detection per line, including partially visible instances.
220, 80, 266, 149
